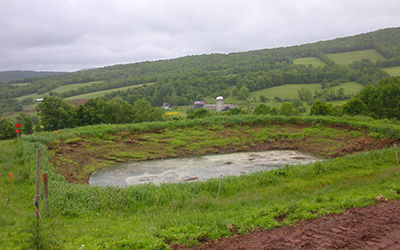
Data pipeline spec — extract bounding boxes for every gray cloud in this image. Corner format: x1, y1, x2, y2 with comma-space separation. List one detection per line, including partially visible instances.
0, 0, 399, 71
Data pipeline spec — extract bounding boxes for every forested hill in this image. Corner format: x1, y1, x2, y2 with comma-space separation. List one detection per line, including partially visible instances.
0, 70, 66, 83
2, 27, 400, 110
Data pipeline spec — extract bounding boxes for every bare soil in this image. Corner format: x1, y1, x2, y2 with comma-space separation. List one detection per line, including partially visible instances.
49, 124, 395, 184
174, 199, 400, 250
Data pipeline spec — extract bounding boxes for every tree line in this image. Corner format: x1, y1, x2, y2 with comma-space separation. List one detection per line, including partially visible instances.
37, 97, 164, 131
1, 27, 399, 116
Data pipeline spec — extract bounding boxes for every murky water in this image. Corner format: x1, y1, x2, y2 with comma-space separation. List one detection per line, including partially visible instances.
89, 150, 319, 187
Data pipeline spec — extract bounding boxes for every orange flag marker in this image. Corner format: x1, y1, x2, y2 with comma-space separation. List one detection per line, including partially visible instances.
9, 172, 13, 183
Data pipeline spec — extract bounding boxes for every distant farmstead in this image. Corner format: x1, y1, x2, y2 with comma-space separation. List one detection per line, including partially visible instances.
193, 96, 238, 112
162, 103, 173, 110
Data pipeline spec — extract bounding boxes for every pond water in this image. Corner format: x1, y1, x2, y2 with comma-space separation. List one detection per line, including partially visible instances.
89, 150, 319, 187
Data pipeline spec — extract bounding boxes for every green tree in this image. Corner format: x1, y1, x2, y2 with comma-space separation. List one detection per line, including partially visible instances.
238, 86, 250, 100
38, 97, 77, 131
132, 99, 163, 123
0, 118, 15, 139
298, 88, 312, 102
187, 108, 210, 119
356, 77, 400, 119
280, 103, 296, 116
310, 101, 331, 115
259, 95, 268, 103
343, 98, 367, 116
226, 107, 246, 115
253, 104, 271, 115
21, 115, 33, 135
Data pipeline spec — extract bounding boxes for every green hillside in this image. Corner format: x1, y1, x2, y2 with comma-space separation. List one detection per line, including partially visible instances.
250, 83, 321, 102
1, 27, 400, 115
331, 81, 363, 95
65, 83, 153, 100
326, 49, 384, 65
0, 70, 66, 83
382, 66, 400, 76
293, 57, 325, 67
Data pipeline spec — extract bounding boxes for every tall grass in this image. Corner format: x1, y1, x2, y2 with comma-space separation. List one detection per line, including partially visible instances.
24, 115, 400, 146
6, 115, 400, 248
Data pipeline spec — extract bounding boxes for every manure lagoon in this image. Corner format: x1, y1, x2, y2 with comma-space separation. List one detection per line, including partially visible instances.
89, 150, 319, 187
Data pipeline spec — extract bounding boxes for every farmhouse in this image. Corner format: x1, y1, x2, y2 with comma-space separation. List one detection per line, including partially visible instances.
162, 103, 173, 110
193, 96, 238, 112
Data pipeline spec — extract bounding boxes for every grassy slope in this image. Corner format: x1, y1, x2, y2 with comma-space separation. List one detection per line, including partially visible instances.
326, 49, 384, 65
204, 82, 363, 109
51, 81, 104, 93
16, 81, 104, 101
3, 116, 400, 248
65, 83, 154, 100
0, 140, 36, 249
331, 81, 363, 96
382, 66, 400, 76
293, 57, 326, 67
249, 83, 321, 102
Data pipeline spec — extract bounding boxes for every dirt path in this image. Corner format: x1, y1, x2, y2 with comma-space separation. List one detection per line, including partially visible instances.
181, 199, 400, 250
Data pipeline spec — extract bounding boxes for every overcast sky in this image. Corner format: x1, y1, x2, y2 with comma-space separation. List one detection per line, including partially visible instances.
0, 0, 399, 72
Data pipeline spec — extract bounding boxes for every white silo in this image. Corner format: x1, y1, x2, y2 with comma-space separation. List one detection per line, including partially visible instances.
216, 96, 224, 112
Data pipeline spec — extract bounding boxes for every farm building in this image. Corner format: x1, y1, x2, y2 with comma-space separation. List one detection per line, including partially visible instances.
193, 96, 238, 112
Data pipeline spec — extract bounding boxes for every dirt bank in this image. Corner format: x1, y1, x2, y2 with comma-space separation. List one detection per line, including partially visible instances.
49, 124, 396, 184
175, 199, 400, 249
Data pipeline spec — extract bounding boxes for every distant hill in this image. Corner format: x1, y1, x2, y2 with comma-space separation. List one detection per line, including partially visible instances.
1, 27, 400, 113
0, 70, 66, 83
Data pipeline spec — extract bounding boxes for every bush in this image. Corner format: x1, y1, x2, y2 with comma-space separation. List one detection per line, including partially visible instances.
343, 98, 367, 116
187, 108, 211, 119
280, 103, 296, 116
0, 118, 15, 139
310, 101, 330, 116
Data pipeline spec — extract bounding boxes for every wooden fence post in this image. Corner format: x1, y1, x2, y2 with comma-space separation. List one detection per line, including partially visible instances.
216, 174, 222, 200
43, 173, 48, 201
35, 148, 40, 220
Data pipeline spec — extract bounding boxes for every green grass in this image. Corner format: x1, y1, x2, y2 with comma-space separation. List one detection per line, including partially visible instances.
293, 57, 326, 67
10, 82, 30, 87
66, 83, 154, 100
382, 66, 400, 76
51, 81, 104, 93
326, 49, 384, 65
331, 81, 363, 96
15, 81, 152, 101
0, 140, 36, 249
203, 81, 363, 108
15, 81, 103, 101
3, 116, 400, 248
15, 92, 42, 101
250, 83, 321, 104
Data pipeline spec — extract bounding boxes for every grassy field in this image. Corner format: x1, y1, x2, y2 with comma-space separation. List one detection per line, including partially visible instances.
203, 81, 363, 110
15, 81, 151, 101
15, 92, 42, 101
250, 83, 321, 103
15, 81, 103, 101
0, 116, 399, 248
65, 83, 154, 100
293, 57, 326, 67
382, 66, 400, 76
0, 140, 36, 249
326, 49, 384, 65
10, 82, 30, 87
331, 81, 363, 96
51, 81, 104, 93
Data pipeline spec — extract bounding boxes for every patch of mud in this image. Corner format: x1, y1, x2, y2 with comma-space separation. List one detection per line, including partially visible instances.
173, 199, 400, 249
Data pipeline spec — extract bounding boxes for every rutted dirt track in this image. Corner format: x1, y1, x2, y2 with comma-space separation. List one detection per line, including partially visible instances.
176, 199, 400, 250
